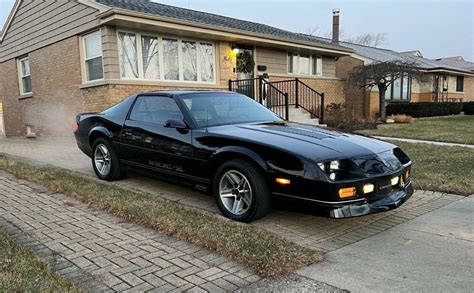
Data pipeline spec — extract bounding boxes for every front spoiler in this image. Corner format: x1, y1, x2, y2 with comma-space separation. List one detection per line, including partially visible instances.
329, 182, 414, 218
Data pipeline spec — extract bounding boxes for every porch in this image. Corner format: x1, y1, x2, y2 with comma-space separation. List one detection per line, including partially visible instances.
228, 77, 325, 124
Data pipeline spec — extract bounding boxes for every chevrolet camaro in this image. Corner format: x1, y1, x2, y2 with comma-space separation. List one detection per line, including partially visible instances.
74, 91, 413, 222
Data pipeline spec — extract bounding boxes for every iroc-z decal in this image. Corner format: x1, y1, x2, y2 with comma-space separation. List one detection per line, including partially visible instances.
148, 160, 184, 173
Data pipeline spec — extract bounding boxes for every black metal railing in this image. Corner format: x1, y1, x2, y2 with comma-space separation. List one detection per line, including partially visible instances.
229, 76, 324, 123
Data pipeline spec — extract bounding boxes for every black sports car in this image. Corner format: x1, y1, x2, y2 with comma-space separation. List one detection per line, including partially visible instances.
74, 90, 413, 222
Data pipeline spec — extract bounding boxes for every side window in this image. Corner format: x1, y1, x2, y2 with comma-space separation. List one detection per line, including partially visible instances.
129, 96, 183, 125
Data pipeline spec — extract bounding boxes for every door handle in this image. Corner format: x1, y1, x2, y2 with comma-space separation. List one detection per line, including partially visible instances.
123, 131, 132, 136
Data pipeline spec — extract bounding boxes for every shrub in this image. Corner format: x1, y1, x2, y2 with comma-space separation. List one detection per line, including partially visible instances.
386, 102, 463, 117
324, 103, 376, 131
463, 102, 474, 115
387, 114, 414, 123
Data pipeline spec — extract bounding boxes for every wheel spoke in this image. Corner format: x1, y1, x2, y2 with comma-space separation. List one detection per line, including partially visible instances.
232, 198, 243, 213
241, 194, 251, 206
220, 192, 235, 198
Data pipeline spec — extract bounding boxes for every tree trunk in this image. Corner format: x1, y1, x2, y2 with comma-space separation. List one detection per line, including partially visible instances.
378, 85, 387, 120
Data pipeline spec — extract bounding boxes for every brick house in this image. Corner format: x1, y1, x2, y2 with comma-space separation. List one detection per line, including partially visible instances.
0, 0, 355, 137
336, 44, 474, 119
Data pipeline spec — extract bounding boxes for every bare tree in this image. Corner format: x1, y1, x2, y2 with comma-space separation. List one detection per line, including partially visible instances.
345, 32, 387, 47
348, 61, 425, 119
304, 26, 342, 39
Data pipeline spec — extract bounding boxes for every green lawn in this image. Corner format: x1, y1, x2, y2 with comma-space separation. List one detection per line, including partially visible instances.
358, 115, 474, 145
390, 140, 474, 196
0, 230, 77, 292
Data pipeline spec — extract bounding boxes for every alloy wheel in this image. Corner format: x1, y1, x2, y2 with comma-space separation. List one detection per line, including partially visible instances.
219, 170, 253, 215
94, 144, 112, 176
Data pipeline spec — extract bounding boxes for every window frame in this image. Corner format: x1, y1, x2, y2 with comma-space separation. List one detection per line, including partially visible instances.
456, 76, 464, 92
117, 29, 217, 84
17, 56, 32, 95
287, 52, 323, 77
82, 30, 104, 82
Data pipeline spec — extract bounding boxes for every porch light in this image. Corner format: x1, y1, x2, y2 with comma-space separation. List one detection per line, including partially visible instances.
276, 178, 291, 185
362, 183, 374, 194
232, 46, 240, 54
338, 187, 356, 198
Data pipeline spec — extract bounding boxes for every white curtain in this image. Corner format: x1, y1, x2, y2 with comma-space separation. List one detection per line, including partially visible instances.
118, 32, 138, 78
163, 39, 179, 80
141, 36, 159, 79
199, 43, 214, 82
182, 41, 197, 81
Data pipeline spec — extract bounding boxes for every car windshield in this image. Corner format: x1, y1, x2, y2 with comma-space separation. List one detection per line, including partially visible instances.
181, 93, 281, 128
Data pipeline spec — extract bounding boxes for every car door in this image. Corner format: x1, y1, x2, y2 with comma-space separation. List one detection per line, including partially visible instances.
119, 95, 198, 181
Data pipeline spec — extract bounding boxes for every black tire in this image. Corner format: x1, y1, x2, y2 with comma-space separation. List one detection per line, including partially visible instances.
213, 159, 271, 222
91, 137, 122, 181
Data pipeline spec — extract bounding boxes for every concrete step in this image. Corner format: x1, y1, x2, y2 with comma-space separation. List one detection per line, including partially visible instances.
289, 107, 319, 125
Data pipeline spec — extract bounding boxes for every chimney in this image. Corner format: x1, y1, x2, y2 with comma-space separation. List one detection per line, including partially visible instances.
332, 8, 340, 43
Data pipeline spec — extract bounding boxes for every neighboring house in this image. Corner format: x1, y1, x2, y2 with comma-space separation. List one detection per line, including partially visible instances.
435, 56, 474, 72
336, 43, 474, 118
0, 0, 353, 137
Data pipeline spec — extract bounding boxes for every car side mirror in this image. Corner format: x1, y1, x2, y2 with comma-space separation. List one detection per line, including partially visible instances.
164, 119, 187, 129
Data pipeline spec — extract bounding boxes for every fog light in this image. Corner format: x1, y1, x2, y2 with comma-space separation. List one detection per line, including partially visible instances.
363, 183, 375, 194
391, 176, 399, 186
276, 178, 291, 185
339, 187, 356, 198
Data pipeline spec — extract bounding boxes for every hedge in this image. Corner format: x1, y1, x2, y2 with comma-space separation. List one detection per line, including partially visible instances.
463, 102, 474, 115
386, 102, 463, 117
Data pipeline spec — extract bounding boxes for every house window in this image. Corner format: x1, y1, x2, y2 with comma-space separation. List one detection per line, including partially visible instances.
18, 56, 32, 94
118, 31, 216, 83
456, 76, 464, 92
83, 31, 104, 81
385, 73, 411, 101
287, 53, 322, 76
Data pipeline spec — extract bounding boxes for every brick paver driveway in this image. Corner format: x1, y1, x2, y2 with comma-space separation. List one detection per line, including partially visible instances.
0, 171, 259, 292
0, 137, 463, 254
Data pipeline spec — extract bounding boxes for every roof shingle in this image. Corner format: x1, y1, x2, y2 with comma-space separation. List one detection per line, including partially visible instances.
97, 0, 347, 50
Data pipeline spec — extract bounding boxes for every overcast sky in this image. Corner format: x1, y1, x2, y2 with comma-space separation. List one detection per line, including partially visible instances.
1, 0, 472, 61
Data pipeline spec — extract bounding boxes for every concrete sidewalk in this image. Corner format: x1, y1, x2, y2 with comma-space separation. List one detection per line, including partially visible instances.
297, 196, 474, 292
374, 136, 474, 149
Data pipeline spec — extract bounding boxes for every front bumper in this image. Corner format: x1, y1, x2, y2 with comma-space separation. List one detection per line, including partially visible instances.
329, 181, 414, 218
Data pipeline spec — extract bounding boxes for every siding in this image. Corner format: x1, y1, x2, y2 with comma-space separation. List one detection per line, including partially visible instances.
0, 0, 100, 62
101, 26, 120, 79
255, 46, 337, 77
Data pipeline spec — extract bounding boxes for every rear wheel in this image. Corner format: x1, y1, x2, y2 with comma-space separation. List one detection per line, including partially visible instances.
213, 159, 270, 222
92, 137, 122, 181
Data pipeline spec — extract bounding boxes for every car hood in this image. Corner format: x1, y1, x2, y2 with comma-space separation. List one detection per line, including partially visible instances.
207, 122, 396, 161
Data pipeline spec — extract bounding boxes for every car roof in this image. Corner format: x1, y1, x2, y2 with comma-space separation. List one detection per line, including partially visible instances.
140, 90, 237, 97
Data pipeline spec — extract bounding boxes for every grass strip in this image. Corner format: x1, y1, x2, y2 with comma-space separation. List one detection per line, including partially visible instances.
0, 154, 322, 277
357, 115, 474, 145
0, 229, 78, 292
388, 140, 474, 196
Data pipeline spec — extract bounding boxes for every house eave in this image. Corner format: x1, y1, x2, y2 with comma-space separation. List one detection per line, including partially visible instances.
0, 0, 21, 44
97, 9, 353, 56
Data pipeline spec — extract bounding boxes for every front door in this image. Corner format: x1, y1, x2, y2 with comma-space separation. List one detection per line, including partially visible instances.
236, 47, 255, 99
119, 95, 196, 180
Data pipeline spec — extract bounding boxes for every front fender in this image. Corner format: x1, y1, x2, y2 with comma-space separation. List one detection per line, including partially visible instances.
210, 146, 268, 171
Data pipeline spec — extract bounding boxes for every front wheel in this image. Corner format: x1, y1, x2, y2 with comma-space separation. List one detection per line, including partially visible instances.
92, 137, 122, 181
213, 159, 271, 222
